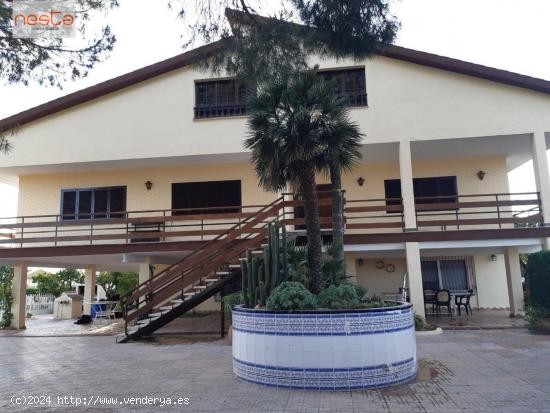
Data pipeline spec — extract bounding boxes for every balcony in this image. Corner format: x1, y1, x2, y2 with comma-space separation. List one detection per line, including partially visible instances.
0, 192, 545, 256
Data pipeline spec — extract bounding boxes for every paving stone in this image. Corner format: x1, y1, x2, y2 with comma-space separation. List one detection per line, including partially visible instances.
0, 329, 549, 412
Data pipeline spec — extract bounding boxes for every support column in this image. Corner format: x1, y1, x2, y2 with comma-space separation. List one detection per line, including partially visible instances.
504, 247, 524, 317
399, 140, 417, 231
83, 266, 96, 315
139, 257, 153, 285
531, 132, 550, 250
405, 242, 425, 319
10, 263, 27, 329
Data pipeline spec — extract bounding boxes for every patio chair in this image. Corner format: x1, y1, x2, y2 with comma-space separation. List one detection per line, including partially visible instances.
423, 289, 436, 313
434, 289, 452, 316
455, 289, 474, 316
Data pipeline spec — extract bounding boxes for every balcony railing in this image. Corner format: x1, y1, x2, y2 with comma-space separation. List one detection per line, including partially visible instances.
0, 192, 543, 249
194, 104, 248, 119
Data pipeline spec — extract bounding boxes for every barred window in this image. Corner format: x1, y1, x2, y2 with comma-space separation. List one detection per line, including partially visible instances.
317, 68, 368, 107
194, 80, 249, 119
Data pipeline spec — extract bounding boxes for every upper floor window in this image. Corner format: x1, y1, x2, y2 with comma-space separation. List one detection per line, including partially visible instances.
317, 68, 367, 107
61, 186, 126, 221
194, 79, 249, 119
193, 68, 367, 119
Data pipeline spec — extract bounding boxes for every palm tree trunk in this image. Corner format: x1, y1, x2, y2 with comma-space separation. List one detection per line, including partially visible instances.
330, 164, 345, 272
300, 165, 324, 294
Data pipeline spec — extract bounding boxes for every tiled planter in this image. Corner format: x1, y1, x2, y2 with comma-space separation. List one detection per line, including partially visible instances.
232, 303, 416, 390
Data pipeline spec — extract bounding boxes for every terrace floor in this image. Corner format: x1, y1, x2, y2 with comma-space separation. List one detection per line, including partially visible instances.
1, 329, 550, 412
426, 309, 528, 330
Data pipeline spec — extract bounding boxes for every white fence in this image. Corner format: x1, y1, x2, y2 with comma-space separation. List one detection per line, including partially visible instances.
26, 294, 55, 315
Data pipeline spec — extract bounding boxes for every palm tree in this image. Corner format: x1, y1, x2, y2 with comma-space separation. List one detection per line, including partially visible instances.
321, 108, 363, 268
245, 68, 348, 294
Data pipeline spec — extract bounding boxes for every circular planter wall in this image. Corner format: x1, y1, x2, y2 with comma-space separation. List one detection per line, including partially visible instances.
232, 303, 416, 390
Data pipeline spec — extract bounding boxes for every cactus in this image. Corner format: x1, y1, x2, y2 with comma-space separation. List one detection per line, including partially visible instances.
259, 281, 267, 307
282, 225, 288, 281
240, 259, 249, 307
240, 221, 286, 308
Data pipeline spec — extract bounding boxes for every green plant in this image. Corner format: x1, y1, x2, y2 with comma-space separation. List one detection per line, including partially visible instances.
247, 68, 356, 294
414, 314, 425, 331
266, 282, 317, 310
223, 291, 244, 321
241, 221, 287, 307
525, 301, 547, 332
354, 285, 367, 301
32, 268, 83, 297
0, 266, 13, 329
97, 271, 139, 301
317, 283, 360, 309
25, 287, 39, 295
525, 251, 550, 311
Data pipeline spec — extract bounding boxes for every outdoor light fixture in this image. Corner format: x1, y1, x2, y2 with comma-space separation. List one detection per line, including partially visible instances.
357, 177, 365, 186
490, 254, 497, 262
477, 170, 486, 180
357, 258, 364, 266
145, 180, 153, 190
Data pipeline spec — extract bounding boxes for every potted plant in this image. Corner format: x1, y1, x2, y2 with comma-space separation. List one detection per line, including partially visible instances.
232, 69, 417, 390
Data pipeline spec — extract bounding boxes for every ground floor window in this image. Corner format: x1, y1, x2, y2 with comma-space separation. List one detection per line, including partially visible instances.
421, 257, 471, 292
61, 187, 126, 220
171, 180, 242, 215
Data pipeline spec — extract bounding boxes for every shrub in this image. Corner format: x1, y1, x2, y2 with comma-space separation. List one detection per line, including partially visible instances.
414, 314, 426, 331
0, 266, 13, 329
317, 283, 360, 310
524, 301, 547, 332
223, 291, 244, 321
26, 287, 39, 295
266, 282, 317, 310
525, 251, 550, 312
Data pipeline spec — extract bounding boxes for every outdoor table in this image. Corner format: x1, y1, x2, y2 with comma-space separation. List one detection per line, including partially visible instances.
85, 300, 119, 323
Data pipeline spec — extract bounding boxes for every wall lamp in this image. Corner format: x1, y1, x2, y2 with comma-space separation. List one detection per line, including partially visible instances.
477, 170, 486, 181
357, 177, 365, 187
145, 180, 153, 191
490, 254, 497, 262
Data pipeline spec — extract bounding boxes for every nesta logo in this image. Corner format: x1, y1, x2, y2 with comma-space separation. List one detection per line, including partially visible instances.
13, 10, 74, 27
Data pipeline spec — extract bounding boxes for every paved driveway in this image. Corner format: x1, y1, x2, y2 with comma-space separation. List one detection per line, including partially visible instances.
1, 329, 549, 412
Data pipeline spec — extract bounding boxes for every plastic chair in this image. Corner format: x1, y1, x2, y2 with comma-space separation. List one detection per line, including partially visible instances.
423, 289, 436, 313
455, 289, 473, 316
435, 289, 452, 315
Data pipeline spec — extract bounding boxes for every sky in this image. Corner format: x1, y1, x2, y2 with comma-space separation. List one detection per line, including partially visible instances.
0, 0, 549, 218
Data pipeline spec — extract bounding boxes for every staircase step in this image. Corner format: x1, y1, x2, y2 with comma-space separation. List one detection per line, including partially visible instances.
159, 306, 173, 311
229, 264, 241, 269
126, 327, 139, 335
136, 319, 150, 325
171, 299, 184, 305
149, 312, 164, 318
251, 250, 263, 254
194, 285, 207, 290
183, 292, 195, 297
204, 278, 219, 283
216, 271, 231, 276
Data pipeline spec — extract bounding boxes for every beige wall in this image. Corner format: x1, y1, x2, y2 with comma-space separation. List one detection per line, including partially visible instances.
355, 258, 407, 298
473, 254, 510, 309
340, 155, 509, 201
352, 253, 510, 310
17, 155, 509, 220
2, 53, 550, 172
18, 162, 276, 217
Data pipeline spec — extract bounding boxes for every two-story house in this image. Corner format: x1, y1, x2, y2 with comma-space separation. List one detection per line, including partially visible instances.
1, 38, 550, 338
